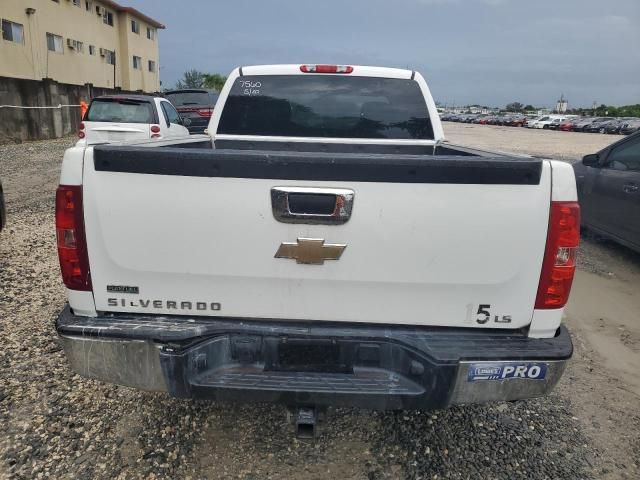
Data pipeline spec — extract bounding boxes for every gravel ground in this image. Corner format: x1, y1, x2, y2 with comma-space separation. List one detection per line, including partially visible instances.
442, 121, 621, 161
0, 131, 638, 479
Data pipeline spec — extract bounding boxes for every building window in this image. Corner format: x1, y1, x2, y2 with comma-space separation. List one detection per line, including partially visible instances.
133, 55, 142, 69
46, 32, 63, 53
76, 41, 84, 53
89, 44, 95, 55
148, 60, 156, 73
85, 1, 92, 12
72, 0, 81, 7
103, 10, 114, 26
2, 20, 25, 44
147, 27, 155, 40
131, 20, 140, 34
104, 49, 115, 65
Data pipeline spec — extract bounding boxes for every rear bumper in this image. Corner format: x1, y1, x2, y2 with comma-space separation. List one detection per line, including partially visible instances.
56, 306, 572, 410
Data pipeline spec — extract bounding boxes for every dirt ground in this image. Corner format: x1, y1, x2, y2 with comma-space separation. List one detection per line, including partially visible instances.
1, 125, 639, 479
446, 122, 640, 478
442, 121, 620, 160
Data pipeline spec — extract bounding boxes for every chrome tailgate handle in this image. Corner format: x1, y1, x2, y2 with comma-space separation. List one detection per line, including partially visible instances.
271, 187, 354, 225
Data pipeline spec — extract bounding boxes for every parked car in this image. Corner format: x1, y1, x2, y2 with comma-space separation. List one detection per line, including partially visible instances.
0, 179, 6, 233
56, 64, 578, 431
79, 95, 191, 145
546, 117, 568, 130
621, 119, 640, 135
505, 115, 527, 127
528, 116, 556, 129
164, 89, 220, 134
526, 116, 551, 128
568, 117, 594, 132
559, 119, 577, 132
574, 131, 640, 252
601, 119, 627, 134
583, 117, 615, 133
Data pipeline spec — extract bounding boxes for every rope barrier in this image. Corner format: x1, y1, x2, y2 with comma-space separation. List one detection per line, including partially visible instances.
0, 104, 81, 109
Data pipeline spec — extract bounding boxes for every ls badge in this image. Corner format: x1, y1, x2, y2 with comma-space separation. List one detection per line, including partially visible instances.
275, 238, 346, 265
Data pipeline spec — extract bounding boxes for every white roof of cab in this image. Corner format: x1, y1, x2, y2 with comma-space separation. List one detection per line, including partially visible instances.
240, 64, 414, 79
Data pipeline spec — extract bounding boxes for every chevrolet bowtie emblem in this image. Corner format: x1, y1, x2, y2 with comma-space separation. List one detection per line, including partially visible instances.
275, 238, 346, 265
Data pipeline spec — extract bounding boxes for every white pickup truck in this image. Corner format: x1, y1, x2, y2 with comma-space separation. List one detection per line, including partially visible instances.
55, 65, 578, 430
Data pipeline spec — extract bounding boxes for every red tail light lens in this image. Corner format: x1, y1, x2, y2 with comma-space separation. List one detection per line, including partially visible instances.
197, 108, 213, 117
150, 125, 161, 133
56, 185, 91, 291
78, 122, 85, 138
535, 201, 580, 309
300, 64, 353, 74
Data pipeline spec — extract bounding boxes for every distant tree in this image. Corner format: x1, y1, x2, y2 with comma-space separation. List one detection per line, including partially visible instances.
618, 104, 640, 117
175, 69, 207, 89
505, 102, 524, 112
568, 104, 640, 118
523, 104, 535, 111
203, 73, 227, 92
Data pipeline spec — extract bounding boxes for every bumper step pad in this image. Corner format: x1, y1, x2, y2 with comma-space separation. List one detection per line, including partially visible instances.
193, 366, 424, 395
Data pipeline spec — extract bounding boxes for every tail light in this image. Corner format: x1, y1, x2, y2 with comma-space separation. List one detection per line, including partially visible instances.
300, 64, 353, 74
535, 201, 580, 309
78, 122, 85, 139
150, 124, 161, 138
197, 108, 213, 117
56, 185, 91, 291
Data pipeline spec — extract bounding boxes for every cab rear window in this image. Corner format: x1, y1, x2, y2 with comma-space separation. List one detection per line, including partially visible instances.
85, 99, 154, 124
218, 75, 434, 140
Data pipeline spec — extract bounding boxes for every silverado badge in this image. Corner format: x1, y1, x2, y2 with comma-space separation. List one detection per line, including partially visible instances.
275, 238, 346, 265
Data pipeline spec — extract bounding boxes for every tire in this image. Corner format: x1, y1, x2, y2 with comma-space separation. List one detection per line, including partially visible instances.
543, 125, 549, 129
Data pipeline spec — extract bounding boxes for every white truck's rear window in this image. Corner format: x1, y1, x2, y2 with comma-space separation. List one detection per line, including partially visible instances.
218, 75, 434, 139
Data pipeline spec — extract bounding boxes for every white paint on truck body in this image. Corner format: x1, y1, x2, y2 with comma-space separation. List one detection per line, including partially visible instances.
81, 156, 552, 329
60, 65, 579, 337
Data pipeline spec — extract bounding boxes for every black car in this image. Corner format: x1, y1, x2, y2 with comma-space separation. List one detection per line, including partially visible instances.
602, 119, 625, 134
584, 117, 615, 133
574, 131, 640, 252
0, 179, 6, 233
620, 119, 640, 135
164, 89, 219, 134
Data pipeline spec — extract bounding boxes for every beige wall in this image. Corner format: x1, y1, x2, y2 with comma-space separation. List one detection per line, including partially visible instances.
120, 12, 159, 92
0, 0, 161, 92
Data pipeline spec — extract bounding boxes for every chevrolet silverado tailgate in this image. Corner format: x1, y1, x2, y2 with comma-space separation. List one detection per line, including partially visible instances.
82, 146, 550, 329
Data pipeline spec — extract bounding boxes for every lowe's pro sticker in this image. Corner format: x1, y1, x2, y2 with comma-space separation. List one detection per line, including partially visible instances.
467, 363, 547, 381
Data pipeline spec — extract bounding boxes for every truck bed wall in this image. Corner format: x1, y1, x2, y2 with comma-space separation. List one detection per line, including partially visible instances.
94, 145, 542, 185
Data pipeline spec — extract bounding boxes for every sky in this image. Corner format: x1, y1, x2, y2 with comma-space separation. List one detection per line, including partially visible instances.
129, 0, 640, 108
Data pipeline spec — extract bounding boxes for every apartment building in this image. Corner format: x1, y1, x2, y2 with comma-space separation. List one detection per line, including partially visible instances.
0, 0, 164, 92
